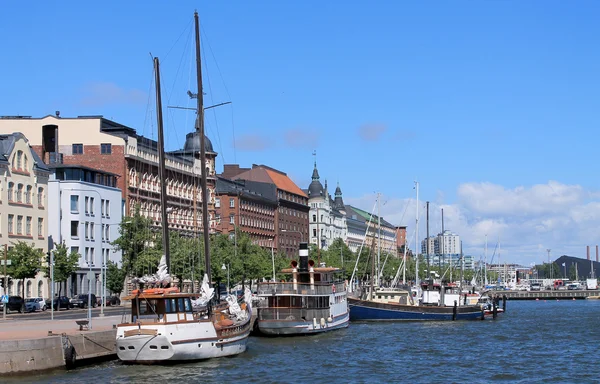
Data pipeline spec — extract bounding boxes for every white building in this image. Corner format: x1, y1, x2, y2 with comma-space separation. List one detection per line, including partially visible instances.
48, 164, 122, 297
306, 162, 347, 250
0, 132, 51, 298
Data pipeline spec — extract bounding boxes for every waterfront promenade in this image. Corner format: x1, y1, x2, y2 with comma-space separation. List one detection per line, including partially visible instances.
0, 315, 119, 375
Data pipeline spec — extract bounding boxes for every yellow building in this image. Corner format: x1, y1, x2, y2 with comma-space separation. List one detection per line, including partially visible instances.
0, 132, 50, 298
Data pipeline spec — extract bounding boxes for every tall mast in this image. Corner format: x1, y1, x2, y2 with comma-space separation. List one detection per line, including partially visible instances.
154, 57, 170, 270
426, 201, 430, 282
415, 181, 419, 286
484, 234, 488, 286
440, 208, 444, 272
194, 11, 211, 283
377, 192, 381, 287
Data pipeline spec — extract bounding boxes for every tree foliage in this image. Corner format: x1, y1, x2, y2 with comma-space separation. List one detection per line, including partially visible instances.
42, 242, 79, 297
7, 241, 43, 301
106, 260, 127, 295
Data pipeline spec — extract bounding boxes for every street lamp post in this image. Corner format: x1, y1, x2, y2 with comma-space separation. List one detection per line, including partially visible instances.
87, 261, 93, 330
221, 264, 230, 294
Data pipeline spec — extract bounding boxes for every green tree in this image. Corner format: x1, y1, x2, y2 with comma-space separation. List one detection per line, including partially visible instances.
111, 205, 160, 277
106, 260, 127, 296
42, 242, 79, 297
7, 241, 43, 304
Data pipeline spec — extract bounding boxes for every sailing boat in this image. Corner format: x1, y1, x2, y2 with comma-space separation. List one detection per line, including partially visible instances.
348, 189, 484, 321
115, 12, 252, 362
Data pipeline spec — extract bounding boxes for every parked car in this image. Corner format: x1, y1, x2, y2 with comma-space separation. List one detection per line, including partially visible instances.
0, 296, 24, 313
25, 297, 47, 312
52, 296, 71, 310
70, 294, 97, 309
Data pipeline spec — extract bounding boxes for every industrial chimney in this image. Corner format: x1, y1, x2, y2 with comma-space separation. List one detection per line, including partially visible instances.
587, 245, 590, 260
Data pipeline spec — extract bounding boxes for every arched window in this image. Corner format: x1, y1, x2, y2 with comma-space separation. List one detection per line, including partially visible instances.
8, 182, 14, 202
26, 185, 32, 204
129, 168, 137, 188
37, 281, 43, 297
26, 280, 32, 298
23, 155, 28, 171
38, 187, 44, 206
16, 183, 23, 203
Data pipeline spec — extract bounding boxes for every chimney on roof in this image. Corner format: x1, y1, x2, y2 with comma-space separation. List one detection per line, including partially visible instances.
55, 110, 60, 118
587, 245, 590, 260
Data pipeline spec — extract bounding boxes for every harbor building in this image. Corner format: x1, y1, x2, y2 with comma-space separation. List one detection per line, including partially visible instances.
214, 176, 278, 250
221, 164, 309, 258
47, 164, 123, 297
305, 161, 347, 251
0, 114, 217, 237
0, 132, 51, 298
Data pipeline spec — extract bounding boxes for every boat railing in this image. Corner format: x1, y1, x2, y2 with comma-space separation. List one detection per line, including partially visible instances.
257, 282, 344, 296
257, 307, 331, 321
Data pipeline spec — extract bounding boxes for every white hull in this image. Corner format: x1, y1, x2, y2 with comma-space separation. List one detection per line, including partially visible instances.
258, 312, 349, 336
116, 319, 251, 363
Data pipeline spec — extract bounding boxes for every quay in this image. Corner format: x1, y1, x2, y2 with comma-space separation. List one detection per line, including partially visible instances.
0, 315, 119, 375
497, 289, 600, 300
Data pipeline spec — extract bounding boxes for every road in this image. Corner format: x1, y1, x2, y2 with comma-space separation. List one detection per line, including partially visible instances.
6, 305, 128, 321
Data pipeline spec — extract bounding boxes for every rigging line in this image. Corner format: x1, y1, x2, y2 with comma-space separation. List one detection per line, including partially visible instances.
163, 17, 194, 63
201, 27, 237, 164
142, 63, 156, 140
201, 36, 226, 166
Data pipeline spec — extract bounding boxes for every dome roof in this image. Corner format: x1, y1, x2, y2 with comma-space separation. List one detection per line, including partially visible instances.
183, 131, 214, 154
308, 179, 324, 197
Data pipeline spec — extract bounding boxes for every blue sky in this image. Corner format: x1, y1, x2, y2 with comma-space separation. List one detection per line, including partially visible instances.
2, 1, 600, 264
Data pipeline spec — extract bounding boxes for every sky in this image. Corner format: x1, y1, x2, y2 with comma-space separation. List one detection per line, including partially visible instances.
2, 1, 600, 265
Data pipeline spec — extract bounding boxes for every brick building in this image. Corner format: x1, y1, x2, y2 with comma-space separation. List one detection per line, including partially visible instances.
214, 177, 278, 250
221, 164, 309, 257
0, 114, 217, 235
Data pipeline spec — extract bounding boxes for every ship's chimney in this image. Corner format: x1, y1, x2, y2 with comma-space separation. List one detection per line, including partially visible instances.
596, 245, 599, 262
587, 245, 590, 260
298, 242, 309, 272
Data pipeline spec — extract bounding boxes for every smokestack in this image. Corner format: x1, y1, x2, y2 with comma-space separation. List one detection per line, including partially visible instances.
587, 245, 590, 260
299, 242, 309, 272
596, 245, 599, 262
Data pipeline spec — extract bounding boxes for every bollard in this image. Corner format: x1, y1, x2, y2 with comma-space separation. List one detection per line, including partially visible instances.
503, 295, 507, 312
453, 300, 457, 321
493, 300, 497, 319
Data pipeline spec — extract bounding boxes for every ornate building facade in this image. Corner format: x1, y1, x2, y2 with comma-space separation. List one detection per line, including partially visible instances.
0, 132, 50, 298
305, 162, 347, 250
0, 115, 217, 236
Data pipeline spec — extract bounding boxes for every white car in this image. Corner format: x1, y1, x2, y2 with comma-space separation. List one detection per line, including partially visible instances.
25, 297, 47, 312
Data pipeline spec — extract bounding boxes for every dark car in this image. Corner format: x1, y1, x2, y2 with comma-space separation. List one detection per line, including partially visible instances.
0, 296, 24, 313
52, 296, 71, 310
97, 295, 121, 306
70, 294, 97, 309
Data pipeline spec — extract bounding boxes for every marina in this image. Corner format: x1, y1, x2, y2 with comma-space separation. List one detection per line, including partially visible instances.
6, 300, 600, 383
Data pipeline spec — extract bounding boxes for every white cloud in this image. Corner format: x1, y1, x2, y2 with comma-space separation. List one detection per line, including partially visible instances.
346, 181, 600, 266
358, 123, 387, 141
284, 128, 320, 149
233, 133, 270, 152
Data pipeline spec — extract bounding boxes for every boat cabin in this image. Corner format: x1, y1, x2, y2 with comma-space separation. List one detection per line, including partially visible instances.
125, 292, 198, 324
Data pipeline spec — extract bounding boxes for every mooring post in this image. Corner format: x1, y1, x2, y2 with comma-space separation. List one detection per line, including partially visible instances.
453, 300, 457, 321
492, 298, 498, 319
503, 294, 507, 312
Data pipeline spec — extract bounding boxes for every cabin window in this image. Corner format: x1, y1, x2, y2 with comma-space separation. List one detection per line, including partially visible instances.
184, 298, 192, 312
177, 298, 185, 312
166, 298, 177, 313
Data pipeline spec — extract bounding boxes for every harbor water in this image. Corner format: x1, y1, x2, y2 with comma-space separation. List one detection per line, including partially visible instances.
10, 300, 600, 383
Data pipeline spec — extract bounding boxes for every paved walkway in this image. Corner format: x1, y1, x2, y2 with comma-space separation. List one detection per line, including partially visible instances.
0, 315, 121, 340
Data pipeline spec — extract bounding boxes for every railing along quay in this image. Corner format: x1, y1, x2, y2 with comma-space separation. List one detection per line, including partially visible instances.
498, 289, 600, 300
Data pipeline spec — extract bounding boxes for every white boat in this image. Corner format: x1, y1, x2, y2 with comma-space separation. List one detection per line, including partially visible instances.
116, 11, 252, 362
256, 243, 349, 335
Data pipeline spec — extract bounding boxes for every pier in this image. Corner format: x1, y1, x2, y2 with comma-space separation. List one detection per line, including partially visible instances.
0, 316, 118, 375
496, 289, 600, 300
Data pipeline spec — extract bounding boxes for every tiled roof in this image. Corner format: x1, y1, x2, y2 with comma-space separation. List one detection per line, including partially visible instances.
264, 169, 307, 197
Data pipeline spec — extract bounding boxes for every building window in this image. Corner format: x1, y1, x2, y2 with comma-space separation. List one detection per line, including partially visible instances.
104, 225, 109, 242
17, 215, 23, 235
312, 214, 316, 222
71, 220, 79, 238
89, 197, 94, 215
16, 184, 23, 203
216, 214, 221, 224
8, 214, 14, 234
38, 218, 43, 237
230, 198, 235, 208
25, 185, 32, 204
105, 200, 110, 217
101, 143, 112, 154
38, 187, 44, 206
101, 199, 105, 217
229, 214, 235, 224
85, 196, 89, 215
16, 150, 23, 169
7, 182, 14, 202
215, 198, 220, 208
26, 216, 32, 236
72, 143, 83, 154
70, 195, 79, 213
90, 222, 95, 240
85, 222, 90, 239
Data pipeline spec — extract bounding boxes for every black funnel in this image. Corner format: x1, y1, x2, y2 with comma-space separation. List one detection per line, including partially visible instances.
298, 242, 309, 272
